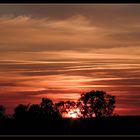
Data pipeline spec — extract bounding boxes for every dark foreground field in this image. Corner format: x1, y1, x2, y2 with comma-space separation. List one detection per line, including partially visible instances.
0, 116, 140, 135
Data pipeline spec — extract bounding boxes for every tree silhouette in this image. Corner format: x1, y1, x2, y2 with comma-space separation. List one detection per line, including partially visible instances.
0, 105, 5, 120
40, 98, 60, 119
0, 90, 116, 122
55, 101, 78, 117
77, 90, 116, 118
28, 104, 42, 120
13, 104, 29, 120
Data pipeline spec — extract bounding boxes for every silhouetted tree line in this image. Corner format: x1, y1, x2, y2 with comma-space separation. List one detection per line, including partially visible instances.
0, 90, 140, 135
0, 90, 116, 121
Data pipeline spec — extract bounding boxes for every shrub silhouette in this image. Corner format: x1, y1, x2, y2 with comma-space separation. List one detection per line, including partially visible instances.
77, 90, 116, 118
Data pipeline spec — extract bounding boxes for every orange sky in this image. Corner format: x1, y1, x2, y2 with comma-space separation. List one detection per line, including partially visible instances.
0, 4, 140, 115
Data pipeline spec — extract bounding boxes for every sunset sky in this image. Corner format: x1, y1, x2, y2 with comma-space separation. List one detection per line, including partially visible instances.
0, 4, 140, 115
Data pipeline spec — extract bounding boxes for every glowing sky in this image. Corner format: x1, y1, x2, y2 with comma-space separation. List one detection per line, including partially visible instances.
0, 4, 140, 115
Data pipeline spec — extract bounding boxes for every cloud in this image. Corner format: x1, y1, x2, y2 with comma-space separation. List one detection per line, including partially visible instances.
0, 14, 140, 55
0, 15, 102, 52
0, 14, 139, 53
0, 13, 140, 59
0, 82, 17, 87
